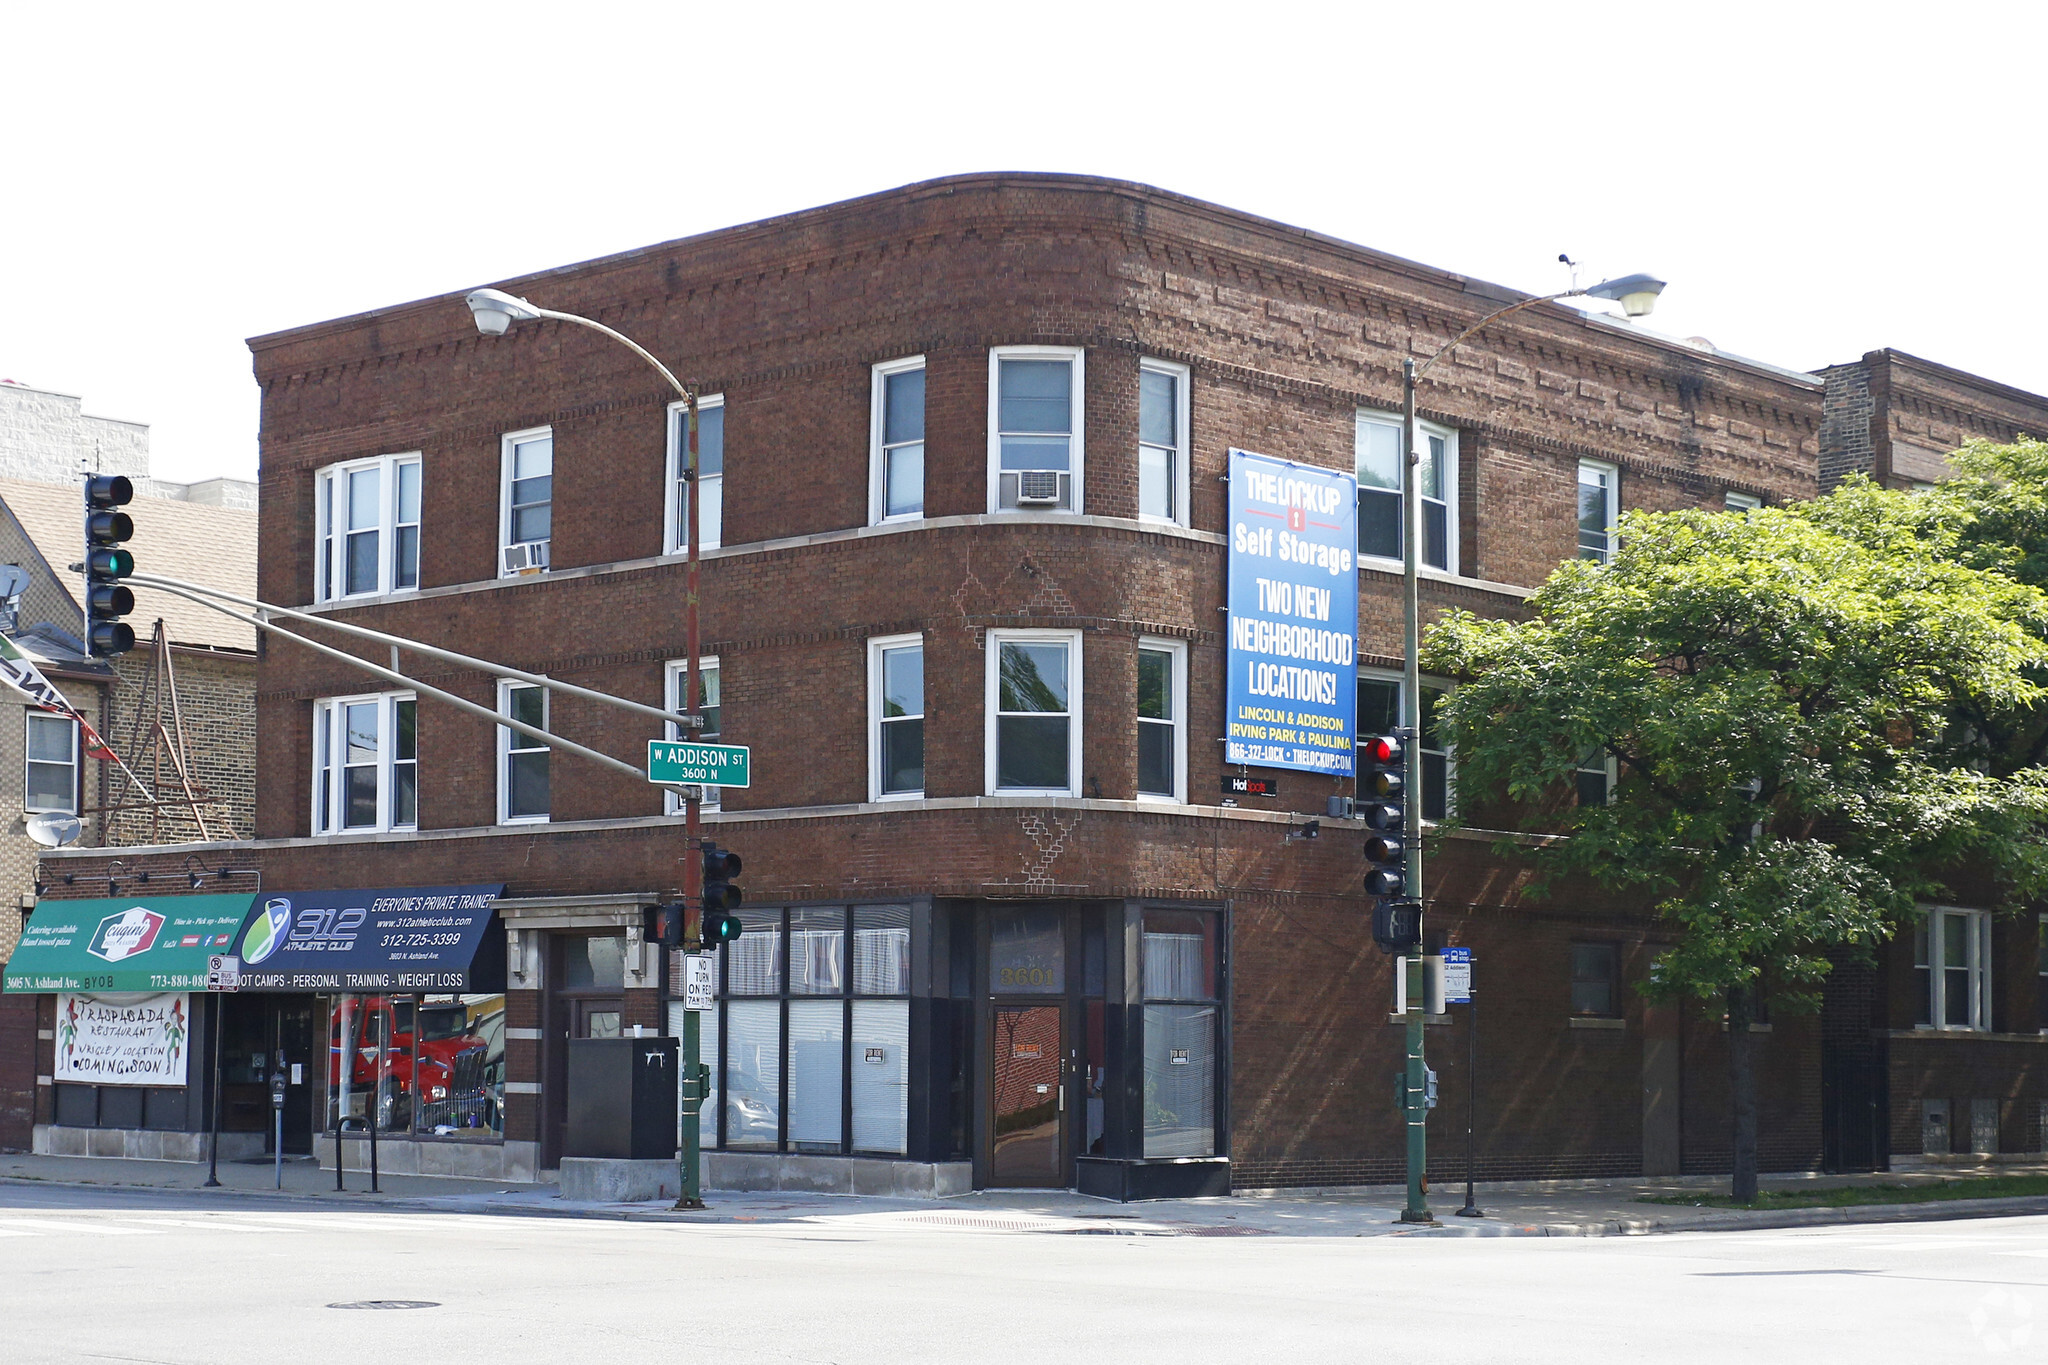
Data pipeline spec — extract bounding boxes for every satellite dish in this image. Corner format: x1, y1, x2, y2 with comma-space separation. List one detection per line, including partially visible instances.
0, 565, 28, 601
26, 813, 81, 848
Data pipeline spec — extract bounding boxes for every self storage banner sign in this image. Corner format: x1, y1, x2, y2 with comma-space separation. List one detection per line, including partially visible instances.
1226, 448, 1358, 776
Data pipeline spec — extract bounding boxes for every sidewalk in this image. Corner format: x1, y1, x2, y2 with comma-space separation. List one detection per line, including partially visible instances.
4, 1151, 2047, 1239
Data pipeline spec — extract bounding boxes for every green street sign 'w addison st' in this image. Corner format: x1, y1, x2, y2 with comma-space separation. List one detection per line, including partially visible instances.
647, 740, 751, 788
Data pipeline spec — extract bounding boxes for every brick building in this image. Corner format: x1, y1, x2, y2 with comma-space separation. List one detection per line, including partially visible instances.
13, 174, 2048, 1191
0, 381, 256, 1152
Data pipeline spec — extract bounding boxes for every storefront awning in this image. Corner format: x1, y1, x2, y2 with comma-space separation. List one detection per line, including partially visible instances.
3, 895, 258, 993
233, 885, 507, 992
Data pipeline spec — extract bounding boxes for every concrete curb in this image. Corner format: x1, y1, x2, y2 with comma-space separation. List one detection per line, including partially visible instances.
1472, 1195, 2048, 1238
5, 1173, 2048, 1237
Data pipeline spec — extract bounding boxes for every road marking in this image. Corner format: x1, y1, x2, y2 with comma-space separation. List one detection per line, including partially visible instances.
0, 1218, 160, 1236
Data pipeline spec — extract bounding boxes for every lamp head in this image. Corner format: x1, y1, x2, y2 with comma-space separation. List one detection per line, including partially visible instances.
1585, 273, 1667, 319
465, 288, 543, 337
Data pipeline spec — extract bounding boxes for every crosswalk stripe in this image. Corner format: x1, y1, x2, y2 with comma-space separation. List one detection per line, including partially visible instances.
0, 1218, 160, 1236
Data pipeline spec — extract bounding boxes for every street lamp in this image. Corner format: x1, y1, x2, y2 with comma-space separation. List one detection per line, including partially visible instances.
1394, 270, 1664, 1225
465, 284, 712, 1211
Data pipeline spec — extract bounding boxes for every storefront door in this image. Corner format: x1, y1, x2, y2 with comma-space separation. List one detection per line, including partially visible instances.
273, 998, 316, 1155
990, 1005, 1064, 1186
542, 932, 629, 1170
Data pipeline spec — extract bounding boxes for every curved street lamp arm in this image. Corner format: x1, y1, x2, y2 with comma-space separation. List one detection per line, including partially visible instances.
1412, 289, 1580, 384
527, 306, 696, 404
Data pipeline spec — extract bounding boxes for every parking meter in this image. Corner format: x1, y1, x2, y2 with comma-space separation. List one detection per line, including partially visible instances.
269, 1055, 288, 1189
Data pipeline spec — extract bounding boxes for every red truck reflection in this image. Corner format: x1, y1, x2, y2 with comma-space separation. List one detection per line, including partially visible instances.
330, 997, 502, 1132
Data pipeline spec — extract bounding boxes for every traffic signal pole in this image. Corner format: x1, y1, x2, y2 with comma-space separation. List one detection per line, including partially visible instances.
1398, 359, 1432, 1224
677, 395, 708, 1212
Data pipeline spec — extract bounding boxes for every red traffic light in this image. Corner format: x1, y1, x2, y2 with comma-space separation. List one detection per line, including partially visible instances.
1363, 735, 1403, 766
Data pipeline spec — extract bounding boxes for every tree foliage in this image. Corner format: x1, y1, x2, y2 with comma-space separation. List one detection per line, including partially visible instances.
1423, 477, 2048, 1011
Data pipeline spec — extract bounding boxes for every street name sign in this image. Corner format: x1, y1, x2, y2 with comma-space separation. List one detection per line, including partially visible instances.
647, 740, 751, 788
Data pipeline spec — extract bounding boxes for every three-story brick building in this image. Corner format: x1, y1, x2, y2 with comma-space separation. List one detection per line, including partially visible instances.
18, 173, 2047, 1193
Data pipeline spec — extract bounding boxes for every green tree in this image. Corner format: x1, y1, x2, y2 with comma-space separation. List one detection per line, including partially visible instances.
1423, 480, 2048, 1200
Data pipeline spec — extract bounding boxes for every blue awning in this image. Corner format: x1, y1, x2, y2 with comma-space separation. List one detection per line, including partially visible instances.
232, 885, 506, 992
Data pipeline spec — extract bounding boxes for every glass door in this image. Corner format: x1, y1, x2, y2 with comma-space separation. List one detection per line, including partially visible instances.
990, 1006, 1063, 1186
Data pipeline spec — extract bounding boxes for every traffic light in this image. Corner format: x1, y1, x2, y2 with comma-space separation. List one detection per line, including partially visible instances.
700, 843, 743, 946
84, 475, 136, 657
1373, 900, 1422, 955
1361, 734, 1407, 898
646, 901, 687, 950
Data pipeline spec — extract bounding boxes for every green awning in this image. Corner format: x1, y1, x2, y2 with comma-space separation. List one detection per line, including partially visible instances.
3, 896, 258, 993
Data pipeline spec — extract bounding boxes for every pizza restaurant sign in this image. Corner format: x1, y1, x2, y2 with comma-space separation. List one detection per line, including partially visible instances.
53, 992, 191, 1086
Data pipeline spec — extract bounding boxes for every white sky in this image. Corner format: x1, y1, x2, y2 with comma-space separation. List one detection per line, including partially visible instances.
4, 1, 2043, 484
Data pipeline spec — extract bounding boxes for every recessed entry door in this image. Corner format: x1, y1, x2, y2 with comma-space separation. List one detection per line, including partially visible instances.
991, 1006, 1064, 1187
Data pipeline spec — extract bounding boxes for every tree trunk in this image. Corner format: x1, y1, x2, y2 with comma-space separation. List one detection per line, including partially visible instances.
1727, 983, 1759, 1203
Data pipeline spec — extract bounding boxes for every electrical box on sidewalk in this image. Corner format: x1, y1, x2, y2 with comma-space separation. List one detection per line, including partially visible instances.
567, 1037, 679, 1160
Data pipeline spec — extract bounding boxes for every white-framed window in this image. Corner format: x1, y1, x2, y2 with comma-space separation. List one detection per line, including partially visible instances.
1724, 490, 1762, 513
24, 711, 78, 815
868, 635, 924, 801
1916, 906, 1993, 1031
311, 692, 417, 834
986, 629, 1082, 796
665, 658, 721, 814
1578, 459, 1618, 563
499, 427, 553, 577
1357, 669, 1451, 820
870, 358, 925, 524
497, 681, 550, 824
1136, 637, 1186, 802
315, 453, 421, 601
1138, 359, 1190, 527
1577, 748, 1617, 808
989, 347, 1085, 514
666, 395, 726, 553
1356, 410, 1455, 572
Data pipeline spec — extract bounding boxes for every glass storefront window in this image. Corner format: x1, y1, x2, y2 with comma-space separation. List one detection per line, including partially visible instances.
727, 907, 783, 995
787, 1000, 845, 1152
326, 992, 505, 1139
852, 1000, 910, 1154
686, 902, 915, 1158
855, 905, 911, 995
1142, 1004, 1216, 1157
724, 1000, 782, 1149
790, 906, 846, 995
1142, 910, 1219, 1158
991, 907, 1064, 994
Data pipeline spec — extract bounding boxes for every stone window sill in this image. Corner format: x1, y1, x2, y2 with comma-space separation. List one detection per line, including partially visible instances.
1569, 1016, 1626, 1030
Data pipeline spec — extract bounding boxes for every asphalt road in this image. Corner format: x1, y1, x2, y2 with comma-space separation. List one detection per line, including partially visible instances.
2, 1184, 2042, 1363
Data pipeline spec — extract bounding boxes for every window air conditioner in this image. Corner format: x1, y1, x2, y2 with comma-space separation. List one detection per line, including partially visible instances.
1015, 470, 1064, 506
502, 540, 551, 575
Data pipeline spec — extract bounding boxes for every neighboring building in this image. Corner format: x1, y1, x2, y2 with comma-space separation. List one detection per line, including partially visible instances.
11, 174, 2046, 1190
1807, 351, 2048, 1170
0, 384, 256, 1152
1817, 349, 2048, 492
